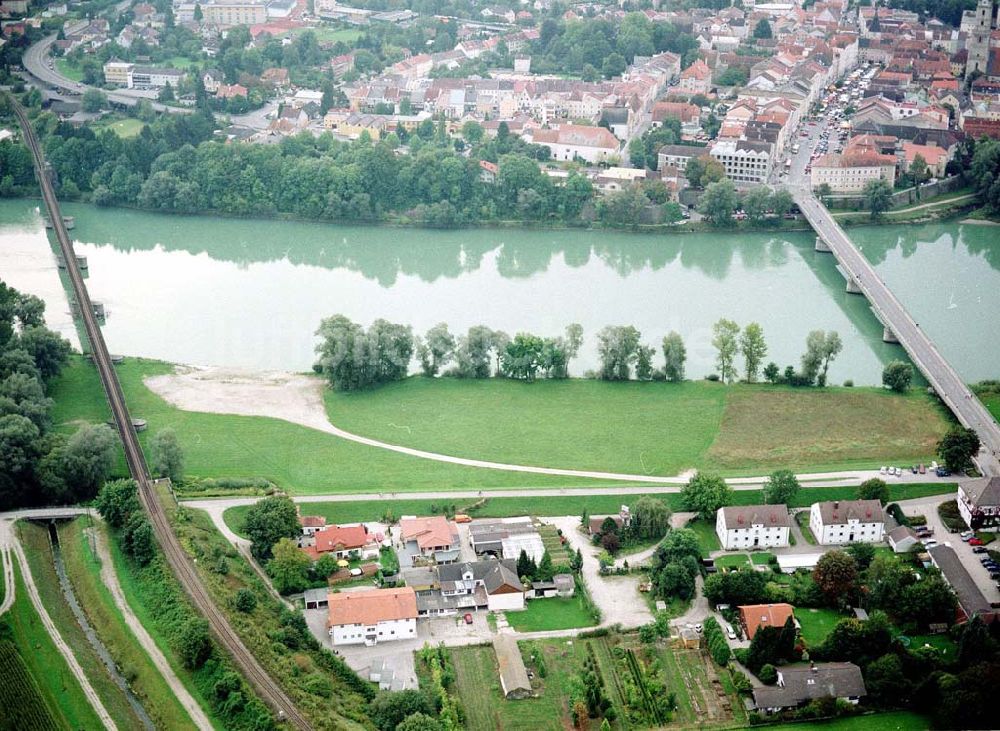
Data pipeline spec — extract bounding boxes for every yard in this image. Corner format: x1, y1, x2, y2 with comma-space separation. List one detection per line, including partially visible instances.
685, 518, 721, 555
776, 711, 929, 730
904, 633, 957, 661
92, 117, 146, 138
715, 554, 750, 569
796, 511, 818, 544
796, 607, 845, 647
656, 646, 746, 727
325, 379, 949, 477
504, 595, 597, 632
289, 25, 362, 43
751, 552, 776, 565
449, 642, 582, 730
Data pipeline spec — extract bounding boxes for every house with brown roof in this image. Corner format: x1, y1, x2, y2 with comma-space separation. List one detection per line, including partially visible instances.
738, 603, 796, 640
299, 514, 326, 536
810, 150, 896, 192
809, 500, 885, 545
716, 505, 790, 550
312, 524, 380, 559
679, 59, 712, 94
327, 587, 418, 646
400, 516, 459, 560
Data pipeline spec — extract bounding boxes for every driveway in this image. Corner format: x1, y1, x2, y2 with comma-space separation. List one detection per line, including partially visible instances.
545, 516, 653, 628
898, 494, 1000, 604
304, 609, 493, 689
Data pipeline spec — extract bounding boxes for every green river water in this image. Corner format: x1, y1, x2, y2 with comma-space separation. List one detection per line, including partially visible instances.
1, 199, 997, 385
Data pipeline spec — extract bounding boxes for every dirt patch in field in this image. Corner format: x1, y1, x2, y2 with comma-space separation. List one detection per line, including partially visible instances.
145, 366, 332, 431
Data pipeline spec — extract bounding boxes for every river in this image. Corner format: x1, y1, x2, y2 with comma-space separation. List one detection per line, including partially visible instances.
2, 199, 998, 385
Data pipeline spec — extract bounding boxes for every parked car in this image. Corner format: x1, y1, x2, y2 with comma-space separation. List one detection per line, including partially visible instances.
911, 465, 919, 474
919, 464, 926, 474
961, 530, 975, 539
463, 613, 473, 625
973, 546, 988, 554
936, 467, 951, 477
923, 540, 939, 548
880, 466, 888, 475
726, 624, 737, 640
989, 572, 1000, 581
970, 538, 984, 546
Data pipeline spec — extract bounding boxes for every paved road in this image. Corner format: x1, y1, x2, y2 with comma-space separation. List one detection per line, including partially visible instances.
91, 524, 214, 731
795, 190, 1000, 478
22, 34, 274, 130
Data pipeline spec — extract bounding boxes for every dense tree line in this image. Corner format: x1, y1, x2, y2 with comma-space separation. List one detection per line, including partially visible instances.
0, 279, 108, 510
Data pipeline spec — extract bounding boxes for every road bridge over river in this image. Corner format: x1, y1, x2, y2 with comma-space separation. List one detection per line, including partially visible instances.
794, 188, 1000, 477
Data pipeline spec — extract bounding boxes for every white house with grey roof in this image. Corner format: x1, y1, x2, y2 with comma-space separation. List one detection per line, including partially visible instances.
752, 663, 867, 714
716, 505, 790, 550
957, 476, 1000, 530
809, 500, 885, 545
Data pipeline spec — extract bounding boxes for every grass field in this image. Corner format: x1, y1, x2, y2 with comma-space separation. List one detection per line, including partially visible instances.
796, 607, 844, 647
290, 25, 362, 43
776, 711, 929, 730
49, 357, 606, 493
685, 518, 722, 555
797, 511, 818, 544
57, 518, 202, 729
222, 482, 957, 536
55, 58, 84, 82
1, 555, 104, 730
92, 117, 146, 138
17, 521, 146, 730
905, 633, 957, 661
327, 378, 950, 477
504, 595, 597, 632
751, 552, 775, 565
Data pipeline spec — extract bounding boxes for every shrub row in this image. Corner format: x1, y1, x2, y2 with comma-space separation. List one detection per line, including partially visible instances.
704, 617, 732, 666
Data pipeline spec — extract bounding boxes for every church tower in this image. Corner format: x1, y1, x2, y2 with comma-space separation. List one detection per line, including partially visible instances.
966, 0, 993, 78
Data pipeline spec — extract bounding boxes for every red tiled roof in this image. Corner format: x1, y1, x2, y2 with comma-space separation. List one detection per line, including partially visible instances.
328, 588, 418, 626
739, 603, 795, 640
315, 524, 369, 553
400, 516, 458, 550
300, 515, 326, 529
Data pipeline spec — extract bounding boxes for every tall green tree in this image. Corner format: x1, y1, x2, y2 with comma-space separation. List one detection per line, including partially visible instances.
812, 551, 858, 605
800, 330, 842, 386
698, 179, 738, 225
149, 427, 184, 482
753, 18, 773, 38
863, 178, 893, 219
60, 423, 117, 500
661, 331, 686, 382
243, 495, 301, 560
937, 425, 980, 473
740, 322, 767, 382
882, 360, 913, 393
712, 319, 740, 383
857, 477, 889, 504
596, 325, 641, 380
681, 472, 732, 520
761, 470, 799, 505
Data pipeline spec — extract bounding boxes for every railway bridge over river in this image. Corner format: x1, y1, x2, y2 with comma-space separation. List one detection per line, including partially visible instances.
793, 188, 1000, 477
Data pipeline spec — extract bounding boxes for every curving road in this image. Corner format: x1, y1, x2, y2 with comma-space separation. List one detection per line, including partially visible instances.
22, 34, 274, 130
795, 189, 1000, 477
6, 92, 310, 729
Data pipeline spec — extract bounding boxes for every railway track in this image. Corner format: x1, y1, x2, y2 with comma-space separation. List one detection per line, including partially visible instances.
7, 94, 311, 731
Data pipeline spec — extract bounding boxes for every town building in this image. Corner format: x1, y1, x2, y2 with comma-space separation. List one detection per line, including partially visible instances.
468, 519, 545, 563
679, 59, 712, 94
526, 124, 621, 164
957, 476, 1000, 529
327, 587, 418, 646
738, 603, 796, 640
751, 663, 867, 714
716, 505, 790, 550
657, 144, 702, 171
200, 0, 267, 27
102, 60, 133, 86
809, 500, 885, 545
810, 149, 896, 192
298, 515, 326, 536
412, 559, 525, 615
588, 506, 631, 536
709, 138, 773, 184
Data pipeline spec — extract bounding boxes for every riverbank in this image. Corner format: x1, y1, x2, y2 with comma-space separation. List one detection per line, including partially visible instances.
49, 356, 951, 494
2, 183, 986, 235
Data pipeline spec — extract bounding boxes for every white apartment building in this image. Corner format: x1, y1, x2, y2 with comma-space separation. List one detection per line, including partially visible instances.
716, 505, 791, 550
810, 152, 896, 192
809, 500, 885, 545
327, 588, 418, 646
709, 138, 773, 184
201, 0, 267, 26
102, 60, 133, 85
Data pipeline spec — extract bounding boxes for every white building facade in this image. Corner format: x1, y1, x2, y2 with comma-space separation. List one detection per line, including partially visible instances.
809, 500, 885, 545
716, 505, 791, 550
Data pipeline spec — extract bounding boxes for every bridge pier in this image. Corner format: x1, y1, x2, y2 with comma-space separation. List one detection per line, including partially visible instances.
845, 277, 863, 294
815, 236, 832, 253
882, 326, 899, 344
